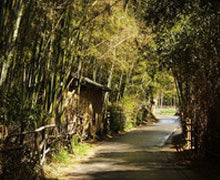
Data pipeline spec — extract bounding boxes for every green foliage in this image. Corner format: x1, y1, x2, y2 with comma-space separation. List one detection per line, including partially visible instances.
52, 142, 91, 164
72, 144, 91, 157
124, 122, 133, 131
121, 95, 139, 126
70, 135, 91, 157
163, 90, 177, 106
136, 105, 151, 125
52, 149, 72, 164
71, 135, 80, 147
155, 108, 177, 115
135, 0, 220, 157
108, 96, 150, 132
107, 94, 154, 133
0, 0, 195, 178
107, 104, 126, 133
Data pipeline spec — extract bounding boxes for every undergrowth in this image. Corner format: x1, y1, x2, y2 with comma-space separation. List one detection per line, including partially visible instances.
44, 135, 92, 178
107, 95, 155, 133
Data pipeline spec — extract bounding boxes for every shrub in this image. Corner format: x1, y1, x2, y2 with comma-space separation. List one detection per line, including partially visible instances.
70, 135, 91, 156
107, 95, 156, 133
53, 149, 72, 164
121, 95, 140, 127
107, 104, 126, 133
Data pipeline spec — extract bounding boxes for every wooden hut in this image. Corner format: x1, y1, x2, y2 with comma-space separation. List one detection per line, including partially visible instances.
64, 77, 111, 139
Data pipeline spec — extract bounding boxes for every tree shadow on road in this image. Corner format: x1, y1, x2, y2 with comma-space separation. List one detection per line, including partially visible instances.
65, 126, 218, 180
65, 150, 211, 180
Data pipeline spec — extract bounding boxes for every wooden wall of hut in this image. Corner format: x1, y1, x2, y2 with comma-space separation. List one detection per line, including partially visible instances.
64, 86, 105, 139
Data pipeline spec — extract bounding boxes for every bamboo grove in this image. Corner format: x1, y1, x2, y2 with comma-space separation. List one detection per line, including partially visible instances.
0, 1, 175, 179
0, 0, 219, 179
131, 0, 220, 158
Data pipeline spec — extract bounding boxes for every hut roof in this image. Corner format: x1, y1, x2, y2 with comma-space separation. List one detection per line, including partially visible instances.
81, 77, 111, 92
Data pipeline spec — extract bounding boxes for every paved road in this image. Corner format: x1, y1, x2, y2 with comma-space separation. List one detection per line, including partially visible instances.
64, 115, 205, 180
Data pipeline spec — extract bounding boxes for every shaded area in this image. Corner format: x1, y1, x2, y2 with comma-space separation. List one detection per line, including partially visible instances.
66, 150, 201, 180
63, 115, 212, 180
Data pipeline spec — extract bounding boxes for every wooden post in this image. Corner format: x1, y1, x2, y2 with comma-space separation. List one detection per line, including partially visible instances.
0, 125, 8, 140
186, 118, 192, 149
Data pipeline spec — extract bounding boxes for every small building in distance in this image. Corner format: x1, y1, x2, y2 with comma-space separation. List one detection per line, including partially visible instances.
64, 76, 111, 139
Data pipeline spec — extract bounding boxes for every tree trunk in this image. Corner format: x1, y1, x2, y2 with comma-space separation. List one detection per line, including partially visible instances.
0, 1, 24, 87
104, 62, 115, 103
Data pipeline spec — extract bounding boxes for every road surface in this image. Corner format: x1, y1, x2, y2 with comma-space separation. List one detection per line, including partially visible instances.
63, 115, 207, 180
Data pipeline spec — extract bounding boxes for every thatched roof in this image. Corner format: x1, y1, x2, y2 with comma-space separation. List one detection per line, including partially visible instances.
68, 74, 111, 92
81, 77, 112, 92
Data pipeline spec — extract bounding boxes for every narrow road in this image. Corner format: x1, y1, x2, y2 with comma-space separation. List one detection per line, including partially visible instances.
64, 115, 205, 180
